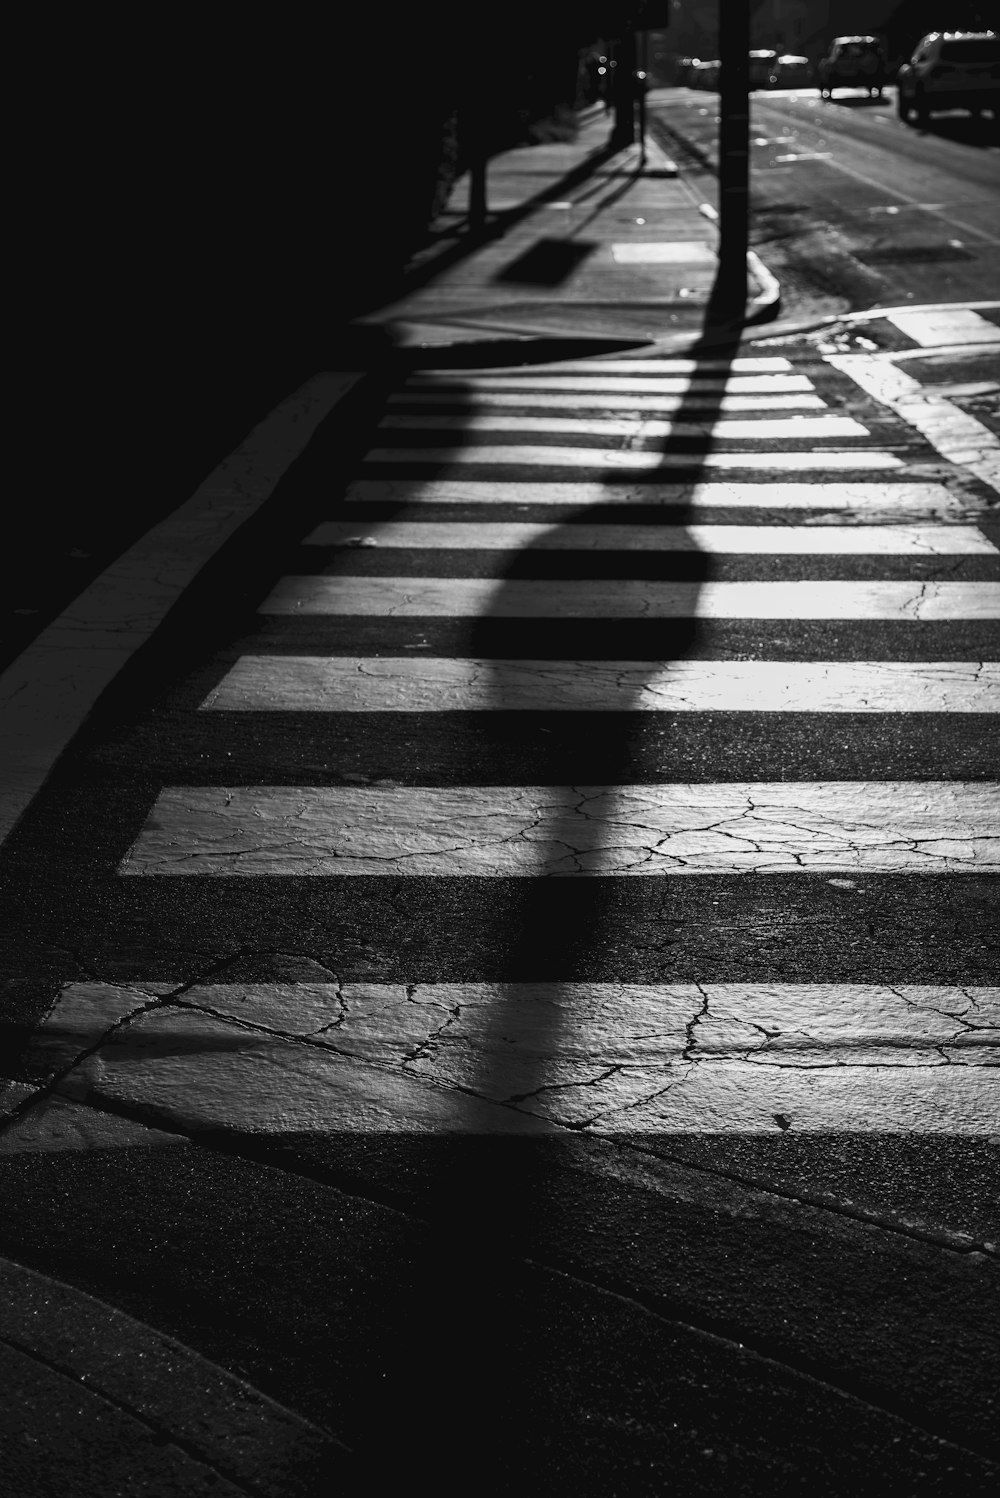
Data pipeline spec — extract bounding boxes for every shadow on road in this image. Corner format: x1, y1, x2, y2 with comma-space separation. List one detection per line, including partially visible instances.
358, 271, 740, 1487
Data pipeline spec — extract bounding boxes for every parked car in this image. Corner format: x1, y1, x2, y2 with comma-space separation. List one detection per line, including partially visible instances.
817, 35, 886, 98
896, 31, 999, 124
749, 50, 779, 89
773, 54, 813, 89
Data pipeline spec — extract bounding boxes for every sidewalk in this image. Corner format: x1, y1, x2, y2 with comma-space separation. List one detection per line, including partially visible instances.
351, 101, 778, 353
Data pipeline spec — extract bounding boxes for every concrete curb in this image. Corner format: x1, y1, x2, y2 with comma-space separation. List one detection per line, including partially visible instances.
0, 1254, 349, 1495
697, 202, 782, 325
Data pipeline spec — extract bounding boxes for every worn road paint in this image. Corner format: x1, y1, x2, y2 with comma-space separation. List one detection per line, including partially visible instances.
410, 357, 795, 377
378, 413, 871, 440
343, 480, 969, 514
363, 447, 903, 470
16, 981, 995, 1142
828, 354, 1000, 494
120, 782, 1000, 876
259, 576, 1000, 620
886, 309, 1000, 348
202, 658, 1000, 715
0, 373, 361, 850
389, 389, 825, 412
304, 521, 997, 555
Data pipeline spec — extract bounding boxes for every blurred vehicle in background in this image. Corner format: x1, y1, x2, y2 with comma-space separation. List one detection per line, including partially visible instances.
896, 31, 999, 124
690, 58, 721, 90
817, 36, 886, 99
749, 49, 779, 88
773, 54, 813, 89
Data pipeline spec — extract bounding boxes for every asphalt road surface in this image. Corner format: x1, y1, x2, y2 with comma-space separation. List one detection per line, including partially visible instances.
2, 329, 998, 1493
649, 85, 999, 316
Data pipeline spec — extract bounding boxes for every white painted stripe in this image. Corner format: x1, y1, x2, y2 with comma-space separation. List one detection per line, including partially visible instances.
120, 783, 1000, 876
364, 447, 903, 471
827, 354, 1000, 495
407, 374, 814, 395
260, 577, 998, 620
0, 373, 361, 851
886, 308, 1000, 347
304, 522, 996, 555
389, 390, 826, 412
611, 242, 717, 262
344, 479, 968, 515
40, 983, 998, 1137
411, 357, 794, 376
204, 658, 1000, 715
379, 413, 870, 440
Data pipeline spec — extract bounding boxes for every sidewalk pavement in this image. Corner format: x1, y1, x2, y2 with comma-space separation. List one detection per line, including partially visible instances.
351, 100, 779, 355
1, 102, 780, 1496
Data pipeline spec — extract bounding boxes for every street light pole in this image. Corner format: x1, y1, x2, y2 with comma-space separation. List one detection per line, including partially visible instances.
716, 1, 749, 314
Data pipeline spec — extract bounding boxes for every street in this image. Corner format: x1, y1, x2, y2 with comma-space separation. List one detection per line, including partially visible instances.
2, 81, 999, 1498
649, 83, 999, 316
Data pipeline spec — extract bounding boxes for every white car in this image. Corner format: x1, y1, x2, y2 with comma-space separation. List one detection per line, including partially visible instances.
896, 31, 998, 124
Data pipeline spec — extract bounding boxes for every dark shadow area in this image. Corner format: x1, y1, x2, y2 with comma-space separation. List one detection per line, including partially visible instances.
340, 285, 742, 1483
903, 112, 999, 146
494, 238, 598, 285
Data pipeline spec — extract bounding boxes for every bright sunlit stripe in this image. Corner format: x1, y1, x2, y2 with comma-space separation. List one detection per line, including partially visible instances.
378, 413, 870, 440
363, 447, 903, 470
121, 782, 1000, 876
259, 576, 999, 620
303, 521, 997, 555
203, 657, 1000, 715
343, 479, 966, 513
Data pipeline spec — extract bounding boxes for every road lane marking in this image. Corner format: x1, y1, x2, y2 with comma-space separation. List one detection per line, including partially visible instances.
203, 658, 1000, 715
378, 414, 871, 440
0, 372, 361, 851
363, 447, 903, 470
611, 242, 717, 262
886, 309, 1000, 348
120, 782, 1000, 876
410, 358, 795, 376
405, 374, 815, 395
343, 480, 969, 515
259, 577, 999, 620
828, 354, 1000, 494
304, 522, 997, 555
389, 390, 826, 411
28, 982, 997, 1139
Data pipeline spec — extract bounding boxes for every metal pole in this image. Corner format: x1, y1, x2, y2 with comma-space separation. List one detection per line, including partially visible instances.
717, 1, 749, 312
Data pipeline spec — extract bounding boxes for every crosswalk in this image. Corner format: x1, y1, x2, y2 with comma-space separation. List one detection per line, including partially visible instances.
48, 352, 1000, 1136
